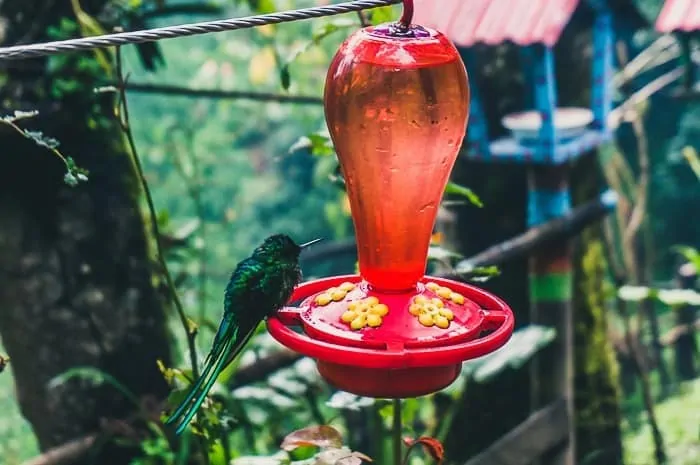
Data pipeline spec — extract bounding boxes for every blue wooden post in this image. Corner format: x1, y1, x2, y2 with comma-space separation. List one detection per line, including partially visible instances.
529, 44, 575, 465
591, 12, 614, 130
533, 45, 557, 163
528, 166, 575, 465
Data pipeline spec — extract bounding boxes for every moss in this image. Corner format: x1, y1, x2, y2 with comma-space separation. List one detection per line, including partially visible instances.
572, 155, 624, 465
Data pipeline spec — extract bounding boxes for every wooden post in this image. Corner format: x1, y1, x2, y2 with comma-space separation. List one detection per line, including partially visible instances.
591, 12, 613, 130
675, 262, 698, 381
528, 166, 575, 465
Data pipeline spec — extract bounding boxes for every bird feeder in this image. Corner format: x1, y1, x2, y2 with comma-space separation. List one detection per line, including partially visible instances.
267, 5, 514, 398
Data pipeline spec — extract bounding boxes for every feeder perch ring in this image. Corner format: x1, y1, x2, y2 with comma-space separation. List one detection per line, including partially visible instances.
267, 275, 514, 398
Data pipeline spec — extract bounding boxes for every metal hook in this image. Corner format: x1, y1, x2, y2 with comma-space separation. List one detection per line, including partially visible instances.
398, 0, 414, 30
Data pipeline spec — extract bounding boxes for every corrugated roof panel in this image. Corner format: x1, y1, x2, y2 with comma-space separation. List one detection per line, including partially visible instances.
655, 0, 700, 33
414, 0, 580, 47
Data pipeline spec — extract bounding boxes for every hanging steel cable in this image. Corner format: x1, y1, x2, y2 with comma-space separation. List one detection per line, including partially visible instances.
0, 0, 402, 61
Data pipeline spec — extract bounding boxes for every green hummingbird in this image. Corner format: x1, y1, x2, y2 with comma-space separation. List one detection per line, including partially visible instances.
165, 234, 322, 434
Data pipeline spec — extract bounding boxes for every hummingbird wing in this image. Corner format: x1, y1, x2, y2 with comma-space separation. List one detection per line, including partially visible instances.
166, 259, 268, 434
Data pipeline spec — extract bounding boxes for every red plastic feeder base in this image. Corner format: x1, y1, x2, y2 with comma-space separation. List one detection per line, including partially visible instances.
267, 275, 515, 398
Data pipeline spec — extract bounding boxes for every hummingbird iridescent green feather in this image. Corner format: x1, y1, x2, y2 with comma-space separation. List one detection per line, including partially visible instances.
166, 234, 322, 434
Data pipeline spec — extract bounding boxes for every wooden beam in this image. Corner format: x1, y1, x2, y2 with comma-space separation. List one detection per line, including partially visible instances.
464, 399, 569, 465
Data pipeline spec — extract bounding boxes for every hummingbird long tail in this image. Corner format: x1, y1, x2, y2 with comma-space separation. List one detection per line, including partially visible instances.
166, 336, 234, 435
165, 322, 258, 435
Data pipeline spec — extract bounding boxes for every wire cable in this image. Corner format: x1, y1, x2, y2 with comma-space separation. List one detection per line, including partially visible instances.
0, 0, 402, 61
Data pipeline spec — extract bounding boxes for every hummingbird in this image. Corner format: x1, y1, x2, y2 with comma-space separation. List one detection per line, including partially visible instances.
165, 234, 322, 434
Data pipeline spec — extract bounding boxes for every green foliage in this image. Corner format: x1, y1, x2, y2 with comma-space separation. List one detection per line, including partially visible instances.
0, 342, 38, 463
439, 325, 556, 399
623, 378, 700, 465
617, 285, 700, 306
674, 245, 700, 271
1, 110, 89, 186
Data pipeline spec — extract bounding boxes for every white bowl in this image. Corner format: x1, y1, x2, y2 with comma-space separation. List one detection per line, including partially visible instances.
501, 107, 594, 144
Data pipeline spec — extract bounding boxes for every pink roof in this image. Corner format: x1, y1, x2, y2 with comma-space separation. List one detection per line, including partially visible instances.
413, 0, 580, 47
655, 0, 700, 33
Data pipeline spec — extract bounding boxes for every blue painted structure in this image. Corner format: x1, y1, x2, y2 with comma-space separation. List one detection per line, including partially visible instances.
463, 0, 615, 166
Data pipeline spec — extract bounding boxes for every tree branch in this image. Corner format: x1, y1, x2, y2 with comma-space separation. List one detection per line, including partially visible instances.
444, 190, 618, 274
302, 191, 618, 277
21, 434, 98, 465
229, 348, 303, 388
121, 82, 323, 105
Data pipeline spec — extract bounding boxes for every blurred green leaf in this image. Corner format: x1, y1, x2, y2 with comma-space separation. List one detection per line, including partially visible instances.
247, 0, 278, 14
369, 6, 397, 25
427, 246, 463, 266
313, 447, 371, 465
657, 289, 700, 306
231, 452, 289, 465
458, 325, 557, 384
326, 391, 375, 411
454, 265, 501, 283
280, 425, 343, 451
618, 285, 654, 302
444, 182, 483, 208
673, 245, 700, 270
232, 386, 297, 409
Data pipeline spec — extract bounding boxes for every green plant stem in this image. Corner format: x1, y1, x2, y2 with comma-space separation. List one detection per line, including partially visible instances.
114, 47, 199, 379
304, 388, 327, 425
114, 47, 211, 465
0, 114, 76, 176
393, 398, 402, 465
401, 443, 421, 465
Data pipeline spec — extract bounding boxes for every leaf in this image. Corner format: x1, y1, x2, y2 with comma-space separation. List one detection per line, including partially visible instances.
403, 437, 445, 464
617, 285, 652, 302
444, 182, 483, 208
454, 265, 501, 283
157, 359, 192, 385
326, 391, 375, 411
427, 245, 462, 264
281, 425, 343, 451
657, 289, 700, 306
1, 110, 39, 123
267, 370, 308, 396
232, 386, 297, 409
247, 0, 278, 14
292, 357, 322, 384
186, 317, 199, 335
308, 133, 335, 157
466, 325, 556, 383
280, 64, 292, 90
673, 245, 700, 270
369, 6, 397, 25
231, 452, 288, 465
48, 366, 140, 405
313, 448, 371, 465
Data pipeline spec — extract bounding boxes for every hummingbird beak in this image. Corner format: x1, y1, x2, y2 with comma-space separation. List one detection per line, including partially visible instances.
300, 238, 324, 249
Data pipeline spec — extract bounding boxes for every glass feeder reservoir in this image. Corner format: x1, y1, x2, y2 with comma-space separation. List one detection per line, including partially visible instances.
267, 19, 514, 398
